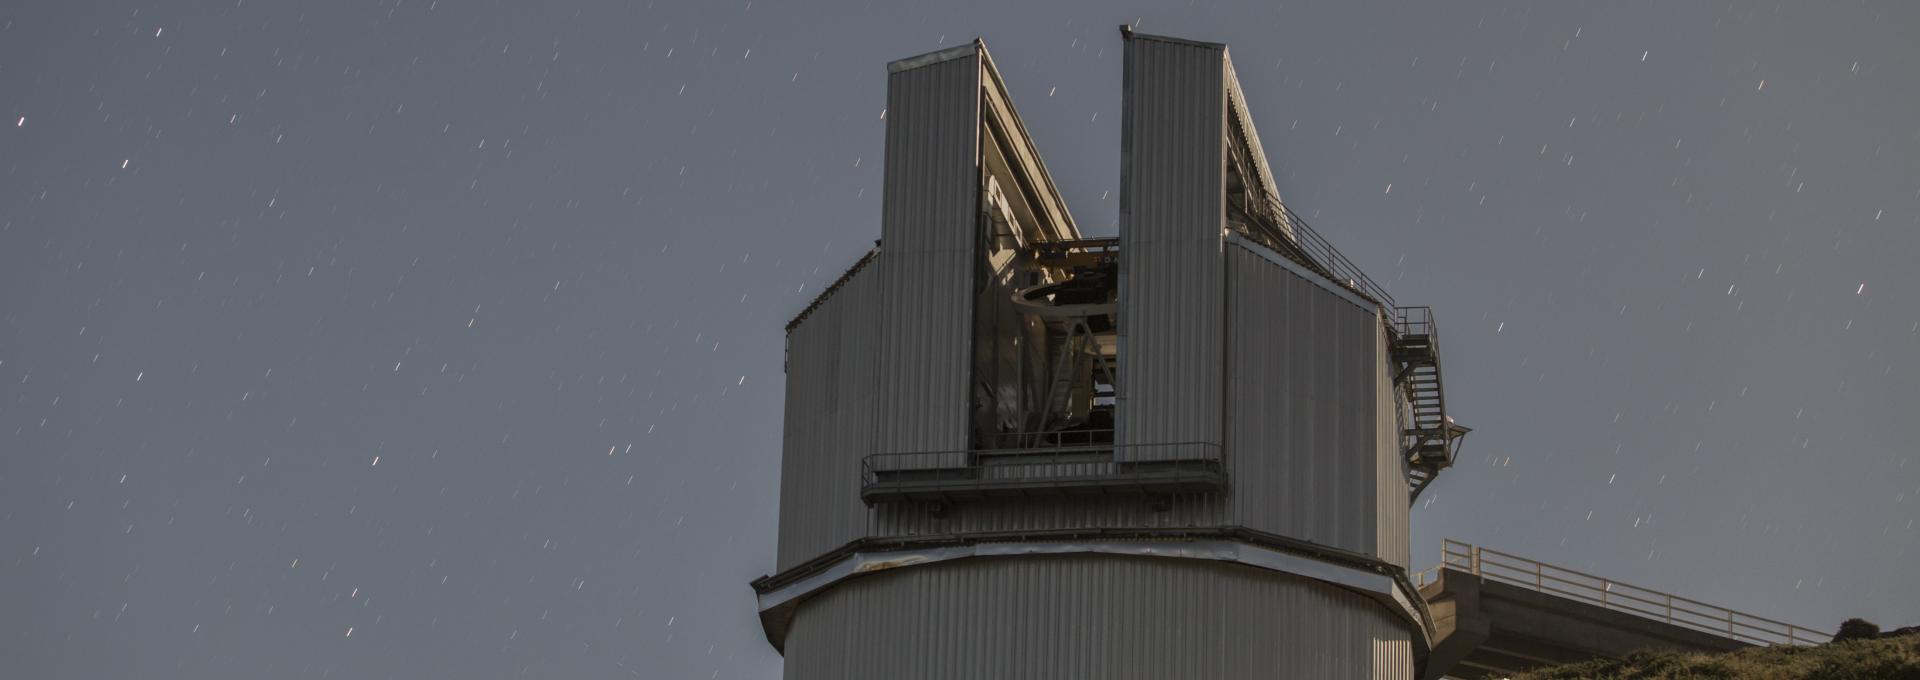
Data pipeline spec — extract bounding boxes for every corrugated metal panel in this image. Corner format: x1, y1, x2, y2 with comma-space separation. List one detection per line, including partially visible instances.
778, 36, 1417, 574
777, 263, 882, 571
1224, 241, 1381, 557
1116, 32, 1227, 463
873, 46, 981, 465
1375, 320, 1411, 569
869, 494, 1224, 539
781, 554, 1414, 679
1223, 55, 1290, 240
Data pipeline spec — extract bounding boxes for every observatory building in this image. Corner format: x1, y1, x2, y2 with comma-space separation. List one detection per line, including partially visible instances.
753, 29, 1470, 679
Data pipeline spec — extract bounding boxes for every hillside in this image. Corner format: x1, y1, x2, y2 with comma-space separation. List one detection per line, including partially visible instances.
1513, 632, 1920, 680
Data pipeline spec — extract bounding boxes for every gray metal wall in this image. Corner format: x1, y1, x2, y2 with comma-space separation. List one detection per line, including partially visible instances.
874, 45, 981, 464
1223, 241, 1385, 559
778, 37, 1413, 573
1116, 33, 1226, 463
870, 494, 1224, 540
781, 553, 1414, 680
781, 240, 1410, 569
777, 262, 882, 571
1375, 322, 1411, 568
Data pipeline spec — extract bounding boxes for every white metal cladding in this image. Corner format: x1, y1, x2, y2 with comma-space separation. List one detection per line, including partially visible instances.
1116, 32, 1227, 463
780, 553, 1415, 680
873, 45, 981, 465
1224, 241, 1384, 558
1375, 320, 1412, 568
777, 263, 884, 571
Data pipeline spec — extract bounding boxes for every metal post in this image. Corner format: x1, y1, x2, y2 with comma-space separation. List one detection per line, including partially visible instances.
1727, 611, 1735, 636
1665, 594, 1673, 624
1472, 547, 1481, 575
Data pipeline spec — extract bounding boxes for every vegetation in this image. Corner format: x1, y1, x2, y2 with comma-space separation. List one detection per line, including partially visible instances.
1513, 629, 1920, 680
1835, 618, 1883, 643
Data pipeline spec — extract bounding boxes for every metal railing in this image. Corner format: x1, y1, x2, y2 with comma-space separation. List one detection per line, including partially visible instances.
975, 428, 1115, 451
1034, 204, 1394, 311
1270, 199, 1397, 309
1030, 237, 1120, 261
1394, 305, 1435, 340
861, 442, 1224, 494
1417, 540, 1830, 647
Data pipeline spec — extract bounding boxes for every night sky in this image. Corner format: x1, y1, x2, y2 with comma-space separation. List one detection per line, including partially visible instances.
4, 2, 1916, 678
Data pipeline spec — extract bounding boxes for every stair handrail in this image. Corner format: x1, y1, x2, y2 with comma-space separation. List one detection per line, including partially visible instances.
1394, 306, 1456, 470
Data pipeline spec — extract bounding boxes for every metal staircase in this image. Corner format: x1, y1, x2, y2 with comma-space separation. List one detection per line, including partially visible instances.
1392, 307, 1470, 504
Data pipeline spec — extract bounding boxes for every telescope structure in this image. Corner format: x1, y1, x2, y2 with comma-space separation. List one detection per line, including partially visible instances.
752, 29, 1470, 679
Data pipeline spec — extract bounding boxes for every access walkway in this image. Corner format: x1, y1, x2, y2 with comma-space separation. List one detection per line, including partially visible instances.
1416, 540, 1828, 679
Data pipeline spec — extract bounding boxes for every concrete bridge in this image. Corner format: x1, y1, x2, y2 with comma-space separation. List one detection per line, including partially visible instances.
1417, 541, 1828, 679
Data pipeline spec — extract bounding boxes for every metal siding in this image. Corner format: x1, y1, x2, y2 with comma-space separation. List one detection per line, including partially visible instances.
1222, 57, 1290, 240
1116, 35, 1226, 463
1225, 243, 1380, 558
869, 494, 1225, 540
777, 264, 882, 571
778, 35, 1416, 581
782, 554, 1414, 679
1376, 320, 1411, 568
874, 51, 981, 464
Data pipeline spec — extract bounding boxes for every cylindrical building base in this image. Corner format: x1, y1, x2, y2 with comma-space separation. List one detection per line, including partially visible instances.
782, 553, 1415, 679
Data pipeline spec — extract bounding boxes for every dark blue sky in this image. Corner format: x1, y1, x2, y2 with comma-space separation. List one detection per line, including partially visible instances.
4, 1, 1915, 678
